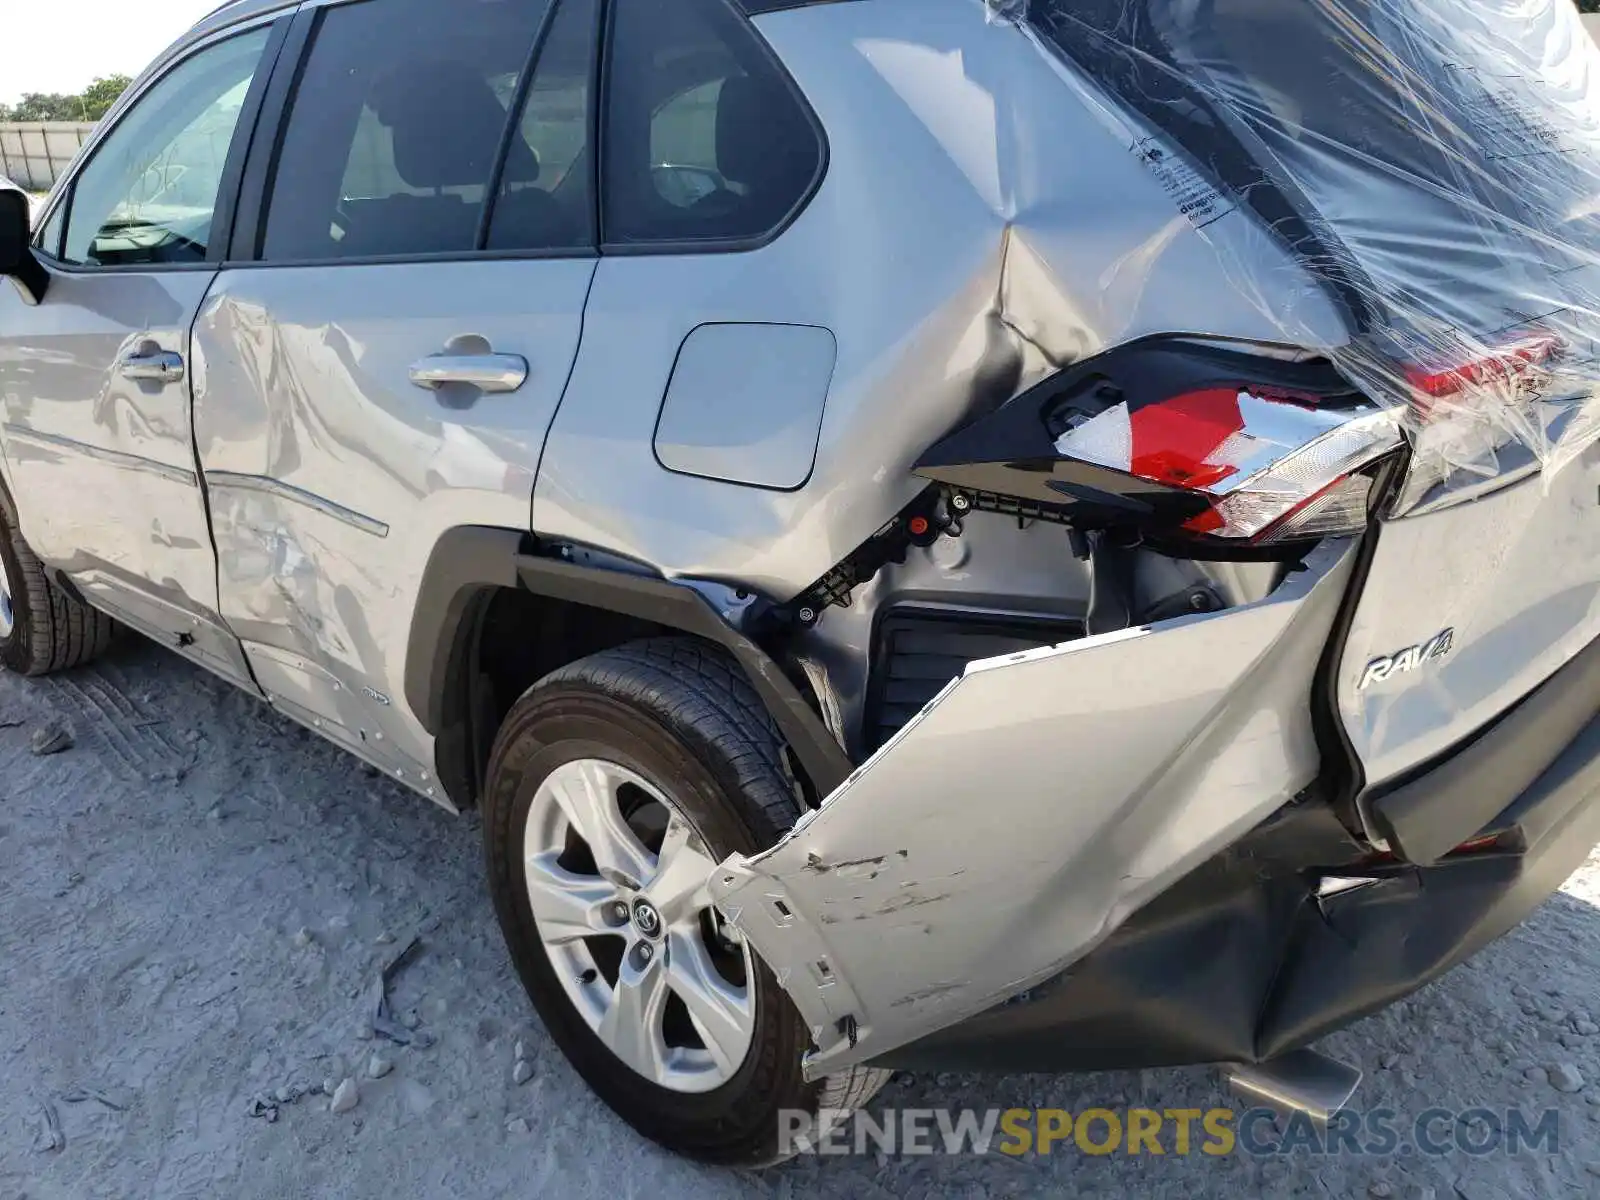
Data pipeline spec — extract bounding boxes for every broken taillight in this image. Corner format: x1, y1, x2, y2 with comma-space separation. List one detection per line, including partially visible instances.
1404, 333, 1562, 405
1053, 386, 1403, 545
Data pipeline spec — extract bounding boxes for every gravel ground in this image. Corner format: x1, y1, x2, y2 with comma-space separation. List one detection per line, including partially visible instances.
3, 636, 1600, 1198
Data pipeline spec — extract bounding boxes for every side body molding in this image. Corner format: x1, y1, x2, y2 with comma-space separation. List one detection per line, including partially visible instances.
709, 539, 1359, 1076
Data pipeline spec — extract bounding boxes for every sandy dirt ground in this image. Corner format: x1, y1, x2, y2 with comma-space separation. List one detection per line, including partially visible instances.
3, 636, 1600, 1198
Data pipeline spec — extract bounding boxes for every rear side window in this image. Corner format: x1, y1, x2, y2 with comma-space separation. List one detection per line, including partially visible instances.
259, 0, 553, 261
602, 0, 823, 248
486, 0, 600, 252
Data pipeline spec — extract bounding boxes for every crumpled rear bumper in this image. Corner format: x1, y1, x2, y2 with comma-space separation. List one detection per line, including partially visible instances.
709, 540, 1358, 1077
880, 662, 1600, 1075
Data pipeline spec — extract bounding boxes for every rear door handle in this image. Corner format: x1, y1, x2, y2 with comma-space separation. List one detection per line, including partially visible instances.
408, 353, 528, 394
119, 350, 185, 383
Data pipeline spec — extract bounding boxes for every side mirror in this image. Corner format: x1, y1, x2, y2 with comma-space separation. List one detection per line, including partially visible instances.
0, 187, 49, 305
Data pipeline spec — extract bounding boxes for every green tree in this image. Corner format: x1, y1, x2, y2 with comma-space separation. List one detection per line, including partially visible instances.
8, 92, 84, 121
78, 75, 131, 121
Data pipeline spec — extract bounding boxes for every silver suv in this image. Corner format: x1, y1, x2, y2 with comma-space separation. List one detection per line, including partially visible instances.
4, 0, 1600, 1166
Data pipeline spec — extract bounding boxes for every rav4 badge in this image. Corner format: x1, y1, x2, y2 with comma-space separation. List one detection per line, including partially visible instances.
1358, 628, 1455, 690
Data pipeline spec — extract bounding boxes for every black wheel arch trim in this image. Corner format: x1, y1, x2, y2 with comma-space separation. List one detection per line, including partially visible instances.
406, 526, 854, 805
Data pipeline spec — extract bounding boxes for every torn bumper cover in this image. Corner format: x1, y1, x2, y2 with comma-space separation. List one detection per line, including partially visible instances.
711, 540, 1358, 1076
713, 548, 1600, 1076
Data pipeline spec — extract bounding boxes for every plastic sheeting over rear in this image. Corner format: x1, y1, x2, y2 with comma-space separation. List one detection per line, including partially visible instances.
1016, 0, 1600, 503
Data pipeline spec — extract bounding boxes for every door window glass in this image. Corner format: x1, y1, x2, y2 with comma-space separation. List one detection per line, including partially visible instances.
60, 28, 271, 266
602, 0, 823, 247
486, 0, 599, 252
260, 0, 551, 261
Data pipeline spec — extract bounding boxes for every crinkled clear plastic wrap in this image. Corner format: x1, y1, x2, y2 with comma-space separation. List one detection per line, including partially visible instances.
1020, 0, 1600, 504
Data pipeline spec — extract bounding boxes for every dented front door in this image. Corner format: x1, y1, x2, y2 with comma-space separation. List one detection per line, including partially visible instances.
710, 541, 1357, 1075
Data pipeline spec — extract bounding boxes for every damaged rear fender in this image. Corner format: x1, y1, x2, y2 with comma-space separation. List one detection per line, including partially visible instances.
708, 538, 1358, 1076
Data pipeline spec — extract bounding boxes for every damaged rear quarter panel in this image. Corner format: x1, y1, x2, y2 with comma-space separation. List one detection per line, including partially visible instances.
709, 540, 1357, 1076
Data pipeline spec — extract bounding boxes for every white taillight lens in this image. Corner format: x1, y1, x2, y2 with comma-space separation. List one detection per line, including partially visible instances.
1054, 386, 1402, 542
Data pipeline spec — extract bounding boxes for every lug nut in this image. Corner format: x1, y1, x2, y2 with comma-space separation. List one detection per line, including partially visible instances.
637, 942, 654, 964
612, 901, 631, 924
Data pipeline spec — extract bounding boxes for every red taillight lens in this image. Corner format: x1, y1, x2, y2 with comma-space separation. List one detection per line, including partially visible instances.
1054, 387, 1402, 544
1405, 333, 1562, 404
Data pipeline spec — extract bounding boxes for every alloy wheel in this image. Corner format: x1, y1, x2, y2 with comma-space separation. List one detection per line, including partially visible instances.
522, 757, 756, 1093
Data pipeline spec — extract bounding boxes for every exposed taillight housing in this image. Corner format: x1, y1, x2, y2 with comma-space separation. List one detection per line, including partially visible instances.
1384, 331, 1567, 512
1053, 387, 1403, 546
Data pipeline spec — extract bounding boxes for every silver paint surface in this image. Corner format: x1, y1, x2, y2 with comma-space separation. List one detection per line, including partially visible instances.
191, 258, 596, 784
653, 323, 837, 490
0, 265, 252, 686
532, 0, 1345, 600
1338, 441, 1600, 790
710, 540, 1357, 1075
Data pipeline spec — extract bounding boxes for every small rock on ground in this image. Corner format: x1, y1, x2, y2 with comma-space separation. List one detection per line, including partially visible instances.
512, 1060, 533, 1086
1548, 1063, 1585, 1093
506, 1117, 530, 1135
30, 721, 73, 756
367, 1053, 393, 1080
329, 1078, 359, 1114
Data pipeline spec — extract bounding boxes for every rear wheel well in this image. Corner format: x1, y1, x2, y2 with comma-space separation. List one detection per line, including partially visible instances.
439, 586, 674, 809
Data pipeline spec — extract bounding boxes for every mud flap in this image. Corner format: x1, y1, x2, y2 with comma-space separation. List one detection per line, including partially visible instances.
709, 540, 1358, 1077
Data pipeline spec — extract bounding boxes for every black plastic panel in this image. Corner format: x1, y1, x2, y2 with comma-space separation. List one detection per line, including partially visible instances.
866, 609, 1083, 751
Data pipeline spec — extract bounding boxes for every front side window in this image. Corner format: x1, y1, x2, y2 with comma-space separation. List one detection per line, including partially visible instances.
602, 0, 824, 248
260, 0, 553, 261
59, 27, 271, 267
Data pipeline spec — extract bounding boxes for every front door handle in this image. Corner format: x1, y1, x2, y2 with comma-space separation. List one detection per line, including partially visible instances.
119, 349, 185, 384
408, 353, 528, 394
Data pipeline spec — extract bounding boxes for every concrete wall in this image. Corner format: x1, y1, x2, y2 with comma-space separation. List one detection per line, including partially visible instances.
0, 122, 96, 191
1586, 12, 1600, 42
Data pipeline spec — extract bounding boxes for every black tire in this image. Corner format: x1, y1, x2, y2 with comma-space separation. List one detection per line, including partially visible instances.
482, 636, 887, 1165
0, 502, 115, 677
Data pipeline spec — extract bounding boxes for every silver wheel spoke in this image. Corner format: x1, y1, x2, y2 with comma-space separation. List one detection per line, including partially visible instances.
523, 850, 618, 944
597, 953, 671, 1083
524, 756, 757, 1093
547, 759, 655, 888
647, 818, 718, 923
666, 933, 753, 1077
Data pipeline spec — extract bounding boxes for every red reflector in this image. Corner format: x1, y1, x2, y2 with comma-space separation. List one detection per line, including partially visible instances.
907, 516, 930, 536
1128, 388, 1243, 490
1451, 834, 1502, 855
1406, 334, 1562, 400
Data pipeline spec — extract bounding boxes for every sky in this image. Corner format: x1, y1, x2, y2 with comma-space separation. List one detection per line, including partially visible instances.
2, 0, 223, 105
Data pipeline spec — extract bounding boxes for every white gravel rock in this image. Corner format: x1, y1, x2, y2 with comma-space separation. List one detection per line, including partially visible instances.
506, 1117, 530, 1135
1548, 1063, 1585, 1093
512, 1060, 533, 1086
367, 1053, 393, 1080
329, 1078, 359, 1114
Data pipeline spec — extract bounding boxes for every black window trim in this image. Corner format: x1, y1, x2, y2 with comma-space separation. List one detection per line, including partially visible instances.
228, 0, 604, 270
29, 13, 293, 276
596, 0, 830, 258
